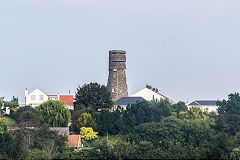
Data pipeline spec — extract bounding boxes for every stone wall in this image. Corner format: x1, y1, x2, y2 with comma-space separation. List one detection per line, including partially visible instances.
107, 50, 128, 100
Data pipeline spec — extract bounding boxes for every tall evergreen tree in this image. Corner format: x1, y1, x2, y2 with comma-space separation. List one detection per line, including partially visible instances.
35, 100, 71, 127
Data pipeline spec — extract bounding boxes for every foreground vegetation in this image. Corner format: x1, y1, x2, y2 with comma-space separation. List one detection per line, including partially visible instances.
1, 83, 240, 159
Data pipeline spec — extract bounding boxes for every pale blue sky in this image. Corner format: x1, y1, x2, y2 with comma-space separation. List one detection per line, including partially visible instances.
1, 0, 240, 103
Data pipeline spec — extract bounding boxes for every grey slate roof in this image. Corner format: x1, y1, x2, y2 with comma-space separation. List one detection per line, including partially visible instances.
115, 97, 145, 106
50, 127, 69, 135
188, 100, 219, 106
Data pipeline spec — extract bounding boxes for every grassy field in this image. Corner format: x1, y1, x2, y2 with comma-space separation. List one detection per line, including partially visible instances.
0, 115, 16, 125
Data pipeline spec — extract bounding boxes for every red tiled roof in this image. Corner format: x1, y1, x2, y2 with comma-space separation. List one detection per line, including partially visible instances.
68, 135, 80, 147
59, 95, 73, 106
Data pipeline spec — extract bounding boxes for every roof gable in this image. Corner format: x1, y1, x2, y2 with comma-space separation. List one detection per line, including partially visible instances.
28, 88, 47, 96
188, 100, 219, 106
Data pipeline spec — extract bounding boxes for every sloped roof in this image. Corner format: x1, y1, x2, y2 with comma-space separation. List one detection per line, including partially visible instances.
188, 100, 219, 106
68, 135, 81, 148
59, 95, 73, 106
50, 127, 69, 135
132, 88, 175, 104
28, 88, 48, 96
115, 97, 145, 106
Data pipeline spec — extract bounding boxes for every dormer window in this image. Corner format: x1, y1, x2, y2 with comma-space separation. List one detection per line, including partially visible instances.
31, 95, 35, 100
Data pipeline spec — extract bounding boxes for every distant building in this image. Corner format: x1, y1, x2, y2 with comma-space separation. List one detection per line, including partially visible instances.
50, 127, 70, 135
25, 88, 74, 109
68, 135, 83, 150
187, 100, 220, 113
48, 95, 74, 110
114, 96, 145, 110
131, 85, 175, 104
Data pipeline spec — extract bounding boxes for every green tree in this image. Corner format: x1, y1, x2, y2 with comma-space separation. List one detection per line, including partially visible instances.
10, 122, 41, 158
26, 149, 51, 160
95, 108, 123, 136
35, 100, 71, 127
74, 83, 114, 111
0, 120, 16, 159
6, 96, 19, 110
180, 107, 209, 120
111, 140, 138, 159
216, 93, 240, 135
1, 96, 20, 114
171, 101, 188, 118
0, 97, 4, 110
129, 117, 228, 159
32, 127, 68, 159
13, 106, 40, 123
122, 100, 171, 132
80, 127, 98, 143
69, 110, 85, 132
77, 113, 96, 129
230, 148, 240, 159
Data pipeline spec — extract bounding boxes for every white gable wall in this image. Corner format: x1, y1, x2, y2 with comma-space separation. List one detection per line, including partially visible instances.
187, 105, 218, 113
25, 89, 48, 107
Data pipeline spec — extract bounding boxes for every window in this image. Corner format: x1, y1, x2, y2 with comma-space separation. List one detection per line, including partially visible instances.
49, 97, 57, 100
39, 95, 44, 100
31, 95, 35, 100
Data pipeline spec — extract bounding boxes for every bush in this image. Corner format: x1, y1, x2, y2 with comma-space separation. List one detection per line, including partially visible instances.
26, 149, 51, 160
13, 106, 40, 123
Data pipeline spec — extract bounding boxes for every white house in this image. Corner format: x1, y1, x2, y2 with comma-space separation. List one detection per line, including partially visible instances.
187, 100, 220, 113
131, 85, 175, 104
25, 88, 74, 109
25, 88, 49, 107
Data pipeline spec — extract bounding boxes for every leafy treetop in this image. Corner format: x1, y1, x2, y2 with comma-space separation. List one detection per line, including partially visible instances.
35, 100, 71, 127
74, 82, 114, 111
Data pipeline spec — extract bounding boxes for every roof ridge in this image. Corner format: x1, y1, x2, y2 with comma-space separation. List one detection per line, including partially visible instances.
196, 100, 220, 101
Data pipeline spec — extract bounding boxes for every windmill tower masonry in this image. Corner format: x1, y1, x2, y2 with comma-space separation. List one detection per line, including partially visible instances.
107, 50, 128, 100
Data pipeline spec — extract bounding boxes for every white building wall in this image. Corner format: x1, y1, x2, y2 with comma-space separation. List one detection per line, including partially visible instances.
25, 89, 48, 107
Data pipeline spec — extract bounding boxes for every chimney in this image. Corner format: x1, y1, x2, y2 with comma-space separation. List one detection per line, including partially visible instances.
57, 93, 60, 100
25, 88, 28, 97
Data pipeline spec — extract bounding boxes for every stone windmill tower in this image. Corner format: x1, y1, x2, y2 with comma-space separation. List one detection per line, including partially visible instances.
107, 50, 128, 100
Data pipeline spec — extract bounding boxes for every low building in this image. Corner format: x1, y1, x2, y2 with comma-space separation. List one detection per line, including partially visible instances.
131, 85, 175, 104
68, 135, 83, 150
187, 100, 220, 113
25, 88, 74, 109
48, 95, 74, 110
50, 127, 70, 135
